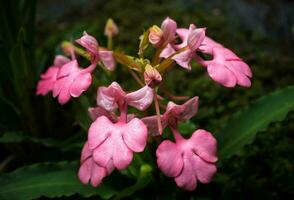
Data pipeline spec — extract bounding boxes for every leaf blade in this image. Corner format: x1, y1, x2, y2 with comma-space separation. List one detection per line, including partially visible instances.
0, 162, 116, 200
216, 85, 294, 161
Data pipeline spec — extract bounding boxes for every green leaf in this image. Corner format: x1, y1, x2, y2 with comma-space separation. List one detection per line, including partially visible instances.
0, 132, 83, 151
178, 120, 197, 136
114, 164, 153, 200
216, 85, 294, 161
0, 162, 116, 200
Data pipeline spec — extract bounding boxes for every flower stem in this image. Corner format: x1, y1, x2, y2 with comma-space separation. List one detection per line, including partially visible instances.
107, 35, 113, 50
119, 103, 128, 123
154, 89, 163, 135
127, 68, 144, 86
152, 48, 162, 66
170, 126, 184, 142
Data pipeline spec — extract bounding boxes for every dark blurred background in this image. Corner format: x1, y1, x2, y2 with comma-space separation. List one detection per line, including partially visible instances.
0, 0, 293, 199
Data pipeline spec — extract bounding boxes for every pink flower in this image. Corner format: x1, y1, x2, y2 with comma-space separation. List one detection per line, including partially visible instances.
96, 82, 154, 112
156, 129, 217, 191
78, 142, 114, 187
88, 116, 148, 170
88, 106, 135, 123
36, 55, 70, 95
52, 60, 95, 105
199, 47, 252, 88
86, 82, 153, 171
198, 36, 223, 55
76, 32, 115, 71
104, 18, 119, 37
144, 64, 162, 87
149, 17, 177, 48
143, 96, 217, 190
142, 97, 199, 136
172, 25, 206, 70
174, 27, 252, 87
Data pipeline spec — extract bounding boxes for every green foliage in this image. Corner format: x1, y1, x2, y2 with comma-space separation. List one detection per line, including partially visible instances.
0, 131, 84, 154
216, 86, 294, 161
0, 162, 116, 200
114, 164, 153, 200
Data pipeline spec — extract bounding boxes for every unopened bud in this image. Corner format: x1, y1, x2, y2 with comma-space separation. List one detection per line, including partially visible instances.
104, 18, 119, 37
148, 25, 163, 47
144, 64, 162, 87
76, 31, 99, 55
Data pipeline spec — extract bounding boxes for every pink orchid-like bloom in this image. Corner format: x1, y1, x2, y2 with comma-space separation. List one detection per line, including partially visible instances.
174, 27, 252, 87
52, 60, 95, 105
142, 96, 199, 136
36, 55, 70, 95
78, 142, 114, 187
87, 82, 154, 170
172, 25, 206, 70
142, 96, 217, 191
149, 17, 177, 48
76, 32, 115, 71
156, 129, 217, 191
88, 116, 148, 170
144, 64, 162, 88
96, 82, 154, 112
198, 47, 252, 88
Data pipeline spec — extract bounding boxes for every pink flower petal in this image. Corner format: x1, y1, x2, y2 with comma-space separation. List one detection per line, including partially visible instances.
156, 140, 183, 177
55, 78, 72, 105
93, 137, 113, 167
80, 142, 92, 163
96, 82, 125, 111
175, 28, 189, 49
78, 158, 92, 185
161, 17, 177, 46
172, 50, 193, 70
191, 154, 217, 184
53, 55, 70, 67
165, 97, 199, 123
226, 63, 251, 87
207, 63, 237, 87
69, 73, 92, 97
112, 133, 133, 170
190, 129, 218, 163
213, 47, 240, 60
231, 61, 252, 78
88, 106, 118, 122
99, 50, 115, 71
90, 162, 107, 187
56, 60, 79, 79
199, 37, 223, 54
76, 32, 99, 56
174, 156, 197, 191
36, 66, 60, 96
160, 43, 176, 58
40, 66, 59, 79
187, 26, 205, 51
123, 118, 147, 152
126, 85, 154, 111
141, 115, 166, 136
88, 116, 112, 149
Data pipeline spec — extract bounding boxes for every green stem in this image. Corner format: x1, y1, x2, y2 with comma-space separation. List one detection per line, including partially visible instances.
107, 35, 113, 50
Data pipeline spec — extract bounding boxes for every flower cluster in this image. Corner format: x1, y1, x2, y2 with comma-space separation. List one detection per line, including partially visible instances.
36, 17, 252, 191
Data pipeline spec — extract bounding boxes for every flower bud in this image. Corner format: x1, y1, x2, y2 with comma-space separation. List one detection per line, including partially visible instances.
144, 64, 162, 87
76, 31, 99, 56
104, 18, 119, 37
148, 25, 163, 47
